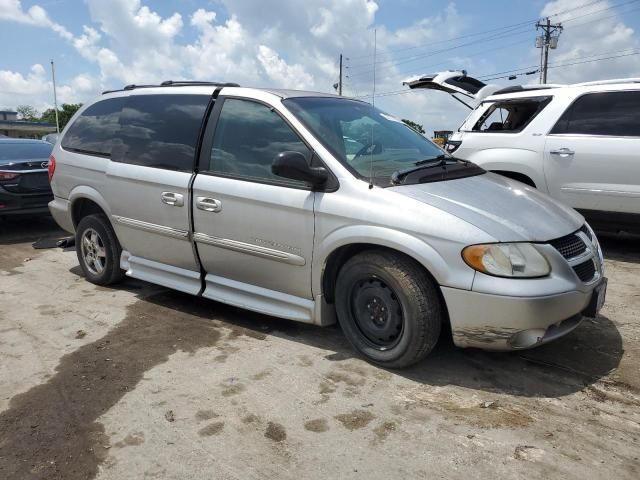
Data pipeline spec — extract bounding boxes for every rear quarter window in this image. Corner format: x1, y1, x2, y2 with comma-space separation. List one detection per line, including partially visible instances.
61, 97, 124, 156
469, 96, 551, 133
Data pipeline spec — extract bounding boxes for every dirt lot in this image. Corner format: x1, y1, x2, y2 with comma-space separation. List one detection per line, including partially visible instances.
1, 215, 639, 479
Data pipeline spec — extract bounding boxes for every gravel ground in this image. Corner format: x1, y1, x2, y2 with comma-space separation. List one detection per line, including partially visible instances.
0, 215, 638, 480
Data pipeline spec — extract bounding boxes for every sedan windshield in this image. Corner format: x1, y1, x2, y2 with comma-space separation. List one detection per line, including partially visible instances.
284, 97, 482, 186
0, 142, 53, 164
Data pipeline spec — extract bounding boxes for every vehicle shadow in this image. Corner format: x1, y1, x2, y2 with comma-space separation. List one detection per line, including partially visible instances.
0, 214, 65, 245
119, 280, 624, 400
598, 231, 640, 263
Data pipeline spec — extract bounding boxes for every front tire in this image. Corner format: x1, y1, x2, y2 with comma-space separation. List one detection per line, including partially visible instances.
335, 250, 443, 368
75, 213, 125, 286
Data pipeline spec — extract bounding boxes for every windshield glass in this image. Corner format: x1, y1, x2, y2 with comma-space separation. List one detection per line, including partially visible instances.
0, 142, 52, 163
283, 97, 445, 184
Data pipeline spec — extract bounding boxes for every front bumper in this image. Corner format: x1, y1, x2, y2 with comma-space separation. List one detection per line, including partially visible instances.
442, 281, 604, 350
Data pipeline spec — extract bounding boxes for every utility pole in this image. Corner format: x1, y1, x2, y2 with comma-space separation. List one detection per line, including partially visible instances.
338, 54, 343, 96
536, 17, 563, 84
50, 60, 60, 133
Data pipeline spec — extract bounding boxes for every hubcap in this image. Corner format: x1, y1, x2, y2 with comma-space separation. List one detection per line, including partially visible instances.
81, 228, 106, 275
350, 277, 403, 350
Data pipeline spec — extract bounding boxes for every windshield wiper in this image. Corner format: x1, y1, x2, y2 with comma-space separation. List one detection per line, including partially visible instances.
390, 155, 449, 184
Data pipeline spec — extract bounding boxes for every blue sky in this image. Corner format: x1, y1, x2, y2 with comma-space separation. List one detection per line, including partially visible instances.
1, 0, 639, 132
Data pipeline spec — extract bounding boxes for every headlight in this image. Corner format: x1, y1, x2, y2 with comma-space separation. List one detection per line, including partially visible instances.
462, 243, 550, 278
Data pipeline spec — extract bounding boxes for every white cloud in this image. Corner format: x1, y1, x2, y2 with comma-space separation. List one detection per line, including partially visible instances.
537, 0, 640, 84
0, 0, 72, 39
1, 0, 639, 134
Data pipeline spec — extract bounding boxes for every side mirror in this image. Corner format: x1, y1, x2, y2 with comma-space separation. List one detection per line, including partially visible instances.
271, 151, 328, 187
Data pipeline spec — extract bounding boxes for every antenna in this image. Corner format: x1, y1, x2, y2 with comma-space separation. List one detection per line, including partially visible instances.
369, 28, 377, 190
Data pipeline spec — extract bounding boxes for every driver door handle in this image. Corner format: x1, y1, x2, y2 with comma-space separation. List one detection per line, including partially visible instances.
196, 197, 222, 213
550, 148, 575, 157
161, 192, 184, 207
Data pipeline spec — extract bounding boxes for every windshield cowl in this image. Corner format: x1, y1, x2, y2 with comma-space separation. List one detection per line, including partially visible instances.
389, 157, 485, 186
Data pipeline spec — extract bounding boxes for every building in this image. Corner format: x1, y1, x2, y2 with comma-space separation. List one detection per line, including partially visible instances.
0, 110, 57, 138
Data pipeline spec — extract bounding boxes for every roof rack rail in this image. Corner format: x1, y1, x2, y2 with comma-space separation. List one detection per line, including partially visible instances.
160, 80, 240, 87
492, 84, 563, 96
102, 80, 240, 95
572, 77, 640, 87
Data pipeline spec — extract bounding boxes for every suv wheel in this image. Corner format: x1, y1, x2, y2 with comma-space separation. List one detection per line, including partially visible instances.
335, 250, 442, 368
76, 214, 125, 286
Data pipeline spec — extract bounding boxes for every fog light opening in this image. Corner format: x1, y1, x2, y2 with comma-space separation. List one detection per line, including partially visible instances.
508, 328, 546, 349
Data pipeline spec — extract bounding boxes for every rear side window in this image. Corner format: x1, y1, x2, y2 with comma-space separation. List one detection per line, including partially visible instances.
471, 96, 551, 133
550, 91, 640, 136
115, 94, 210, 171
61, 98, 124, 156
206, 98, 310, 185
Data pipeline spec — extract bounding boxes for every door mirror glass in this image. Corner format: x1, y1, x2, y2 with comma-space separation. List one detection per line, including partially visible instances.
272, 151, 328, 187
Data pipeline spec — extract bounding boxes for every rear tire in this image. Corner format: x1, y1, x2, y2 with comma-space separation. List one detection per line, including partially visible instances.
75, 213, 125, 286
335, 250, 443, 368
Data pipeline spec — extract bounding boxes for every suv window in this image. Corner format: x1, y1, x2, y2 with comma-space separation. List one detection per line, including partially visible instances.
207, 98, 310, 185
115, 94, 210, 171
471, 96, 551, 133
550, 91, 640, 136
61, 97, 124, 156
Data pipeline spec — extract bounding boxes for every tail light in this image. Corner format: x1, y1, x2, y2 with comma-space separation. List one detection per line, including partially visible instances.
48, 155, 56, 182
0, 171, 20, 181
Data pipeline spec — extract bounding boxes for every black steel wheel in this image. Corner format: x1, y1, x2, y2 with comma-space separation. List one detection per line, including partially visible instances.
335, 249, 443, 368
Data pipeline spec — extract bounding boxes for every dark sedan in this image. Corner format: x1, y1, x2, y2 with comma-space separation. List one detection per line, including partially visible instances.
0, 139, 53, 216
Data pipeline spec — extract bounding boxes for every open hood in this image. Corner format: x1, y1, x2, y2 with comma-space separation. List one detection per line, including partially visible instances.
402, 70, 499, 108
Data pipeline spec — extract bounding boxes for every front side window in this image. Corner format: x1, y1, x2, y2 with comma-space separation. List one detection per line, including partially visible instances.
61, 97, 124, 156
284, 97, 481, 186
207, 98, 310, 185
470, 96, 551, 133
550, 91, 640, 136
116, 94, 210, 171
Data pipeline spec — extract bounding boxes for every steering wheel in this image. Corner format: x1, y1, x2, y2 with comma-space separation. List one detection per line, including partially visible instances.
353, 140, 383, 160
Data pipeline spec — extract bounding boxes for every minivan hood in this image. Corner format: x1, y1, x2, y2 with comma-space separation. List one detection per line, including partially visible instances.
389, 173, 583, 242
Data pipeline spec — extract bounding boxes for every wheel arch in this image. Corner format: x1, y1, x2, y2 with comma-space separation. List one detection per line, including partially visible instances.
316, 227, 457, 304
69, 186, 111, 228
490, 170, 537, 187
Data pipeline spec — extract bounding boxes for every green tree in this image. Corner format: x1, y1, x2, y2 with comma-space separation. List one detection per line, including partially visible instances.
401, 118, 425, 134
40, 103, 82, 129
16, 105, 40, 122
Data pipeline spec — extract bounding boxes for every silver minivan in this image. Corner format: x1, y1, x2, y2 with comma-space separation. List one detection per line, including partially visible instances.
48, 81, 607, 368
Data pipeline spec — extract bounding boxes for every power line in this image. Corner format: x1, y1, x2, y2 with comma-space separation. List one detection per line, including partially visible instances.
346, 0, 606, 62
346, 0, 639, 78
478, 47, 640, 80
355, 50, 640, 99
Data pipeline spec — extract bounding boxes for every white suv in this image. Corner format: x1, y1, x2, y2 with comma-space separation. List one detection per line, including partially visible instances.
405, 72, 640, 233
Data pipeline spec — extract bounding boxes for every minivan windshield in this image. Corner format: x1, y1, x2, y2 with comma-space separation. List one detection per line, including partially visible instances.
284, 97, 483, 186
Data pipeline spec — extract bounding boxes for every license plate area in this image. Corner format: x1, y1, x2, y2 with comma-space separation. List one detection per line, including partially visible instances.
583, 278, 607, 318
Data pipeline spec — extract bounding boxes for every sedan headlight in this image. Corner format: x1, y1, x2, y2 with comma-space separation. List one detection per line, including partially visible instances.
462, 243, 550, 278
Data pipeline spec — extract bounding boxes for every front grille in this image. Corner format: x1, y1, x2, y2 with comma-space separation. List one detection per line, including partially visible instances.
549, 232, 587, 259
579, 225, 592, 241
573, 259, 596, 282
